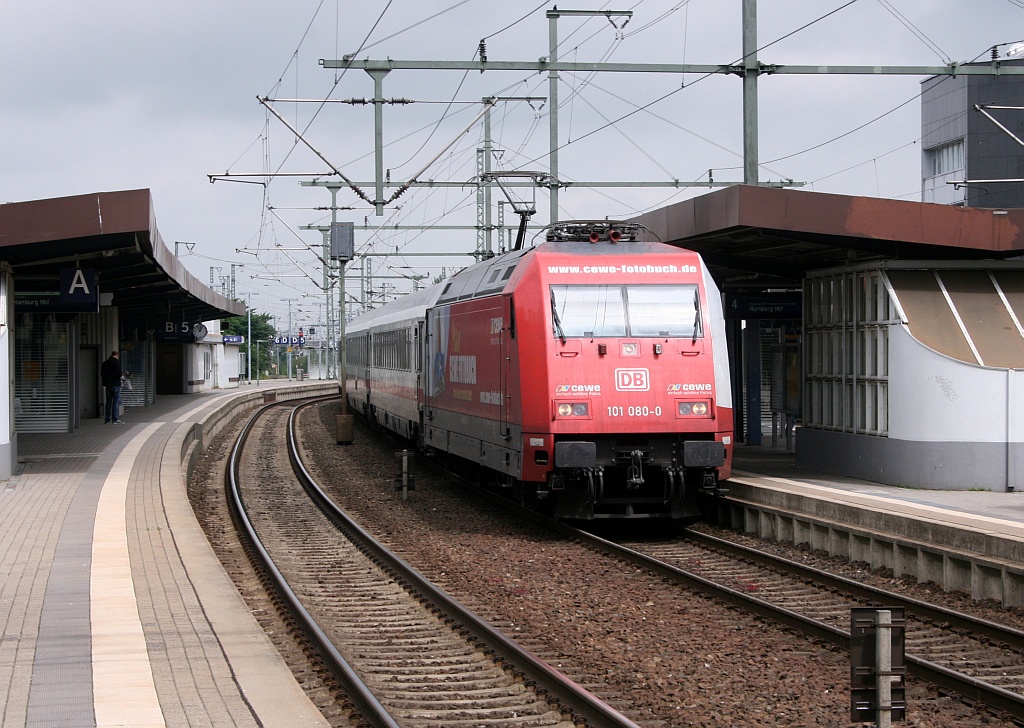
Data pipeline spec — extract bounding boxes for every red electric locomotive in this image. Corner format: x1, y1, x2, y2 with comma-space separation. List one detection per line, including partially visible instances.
344, 221, 733, 519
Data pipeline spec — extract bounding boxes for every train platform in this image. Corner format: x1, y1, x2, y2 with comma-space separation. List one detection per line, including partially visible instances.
732, 443, 1024, 525
1, 379, 336, 728
725, 442, 1024, 606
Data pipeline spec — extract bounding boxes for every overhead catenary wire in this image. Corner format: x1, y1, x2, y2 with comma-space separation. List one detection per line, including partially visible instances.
242, 0, 1003, 314
344, 0, 476, 56
385, 100, 496, 205
258, 97, 374, 205
514, 1, 861, 173
263, 0, 395, 179
875, 0, 950, 64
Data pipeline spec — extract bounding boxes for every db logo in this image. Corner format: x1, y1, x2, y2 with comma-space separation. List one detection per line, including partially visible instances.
615, 368, 649, 391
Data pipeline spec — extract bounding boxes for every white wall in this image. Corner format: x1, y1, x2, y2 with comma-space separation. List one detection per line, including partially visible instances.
0, 269, 14, 479
187, 337, 241, 391
889, 324, 1020, 444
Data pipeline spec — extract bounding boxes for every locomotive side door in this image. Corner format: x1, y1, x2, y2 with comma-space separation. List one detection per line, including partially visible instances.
362, 332, 371, 413
416, 320, 426, 410
500, 294, 514, 440
423, 307, 442, 420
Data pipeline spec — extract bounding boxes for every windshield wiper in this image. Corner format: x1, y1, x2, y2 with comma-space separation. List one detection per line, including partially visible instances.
692, 288, 703, 343
550, 289, 567, 344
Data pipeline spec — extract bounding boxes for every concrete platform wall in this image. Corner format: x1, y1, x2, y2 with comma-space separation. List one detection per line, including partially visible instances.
714, 482, 1024, 607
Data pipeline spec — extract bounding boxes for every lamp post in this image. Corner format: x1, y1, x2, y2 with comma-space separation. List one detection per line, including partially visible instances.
329, 221, 355, 443
281, 298, 298, 380
239, 292, 259, 385
254, 339, 272, 386
247, 306, 252, 384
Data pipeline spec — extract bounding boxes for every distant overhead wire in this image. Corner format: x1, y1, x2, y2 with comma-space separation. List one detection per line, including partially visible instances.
622, 0, 694, 38
481, 1, 550, 41
387, 53, 476, 174
348, 0, 475, 55
559, 77, 675, 178
264, 0, 327, 97
782, 18, 1021, 180
575, 76, 788, 178
516, 1, 860, 169
763, 93, 919, 165
809, 139, 917, 185
875, 0, 949, 63
260, 0, 394, 201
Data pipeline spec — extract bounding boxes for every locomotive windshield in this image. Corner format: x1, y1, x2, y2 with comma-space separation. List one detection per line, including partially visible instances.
550, 284, 702, 338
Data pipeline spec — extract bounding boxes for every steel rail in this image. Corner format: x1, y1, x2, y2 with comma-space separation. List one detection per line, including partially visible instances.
684, 529, 1024, 650
284, 400, 641, 728
321, 402, 1024, 721
227, 398, 400, 728
351, 417, 1024, 720
563, 524, 1024, 722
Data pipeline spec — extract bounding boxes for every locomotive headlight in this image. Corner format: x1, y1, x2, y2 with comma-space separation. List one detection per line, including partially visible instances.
678, 400, 711, 417
555, 402, 590, 418
621, 342, 638, 357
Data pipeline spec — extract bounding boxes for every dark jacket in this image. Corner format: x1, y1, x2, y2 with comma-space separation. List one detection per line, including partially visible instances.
101, 355, 122, 388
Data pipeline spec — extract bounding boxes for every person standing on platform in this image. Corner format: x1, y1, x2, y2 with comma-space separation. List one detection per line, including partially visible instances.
101, 350, 123, 424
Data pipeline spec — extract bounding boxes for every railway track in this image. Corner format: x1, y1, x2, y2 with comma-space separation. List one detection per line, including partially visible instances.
569, 525, 1024, 723
391, 433, 1024, 722
227, 398, 638, 728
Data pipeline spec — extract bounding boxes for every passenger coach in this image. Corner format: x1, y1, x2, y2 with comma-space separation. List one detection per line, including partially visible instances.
345, 222, 733, 519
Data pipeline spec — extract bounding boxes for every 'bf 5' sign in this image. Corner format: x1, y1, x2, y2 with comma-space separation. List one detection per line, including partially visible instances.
615, 368, 649, 391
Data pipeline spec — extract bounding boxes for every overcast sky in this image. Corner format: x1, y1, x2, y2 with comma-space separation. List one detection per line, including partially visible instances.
2, 1, 1023, 331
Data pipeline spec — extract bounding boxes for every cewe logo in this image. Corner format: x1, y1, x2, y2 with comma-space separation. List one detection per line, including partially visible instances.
615, 368, 649, 391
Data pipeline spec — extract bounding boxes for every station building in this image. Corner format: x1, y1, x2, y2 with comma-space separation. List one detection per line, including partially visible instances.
921, 57, 1024, 208
637, 184, 1024, 492
0, 188, 245, 477
5, 184, 1024, 494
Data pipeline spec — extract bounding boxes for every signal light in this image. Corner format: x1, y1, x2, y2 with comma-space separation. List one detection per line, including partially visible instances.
608, 228, 621, 243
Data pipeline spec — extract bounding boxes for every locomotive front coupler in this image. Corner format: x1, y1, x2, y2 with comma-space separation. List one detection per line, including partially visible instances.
701, 469, 718, 492
626, 449, 645, 488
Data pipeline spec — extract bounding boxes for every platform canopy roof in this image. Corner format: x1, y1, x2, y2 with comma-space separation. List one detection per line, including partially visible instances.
0, 189, 243, 327
634, 185, 1024, 288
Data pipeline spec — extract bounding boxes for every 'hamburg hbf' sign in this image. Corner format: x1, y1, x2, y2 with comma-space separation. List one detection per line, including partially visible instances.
14, 268, 99, 313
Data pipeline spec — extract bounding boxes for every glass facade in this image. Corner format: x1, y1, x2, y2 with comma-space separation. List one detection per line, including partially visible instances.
926, 139, 964, 178
804, 270, 897, 436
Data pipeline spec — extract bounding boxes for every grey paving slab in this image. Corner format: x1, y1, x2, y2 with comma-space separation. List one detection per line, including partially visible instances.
2, 381, 333, 728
